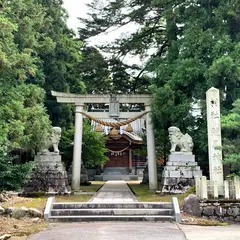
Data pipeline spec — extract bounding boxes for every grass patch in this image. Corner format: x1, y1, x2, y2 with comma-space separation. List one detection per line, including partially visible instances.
3, 195, 95, 210
128, 183, 194, 206
80, 181, 104, 192
2, 181, 104, 210
180, 213, 228, 226
2, 197, 48, 211
194, 218, 228, 226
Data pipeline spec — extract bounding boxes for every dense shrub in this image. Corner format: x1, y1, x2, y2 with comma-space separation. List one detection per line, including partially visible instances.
0, 153, 33, 191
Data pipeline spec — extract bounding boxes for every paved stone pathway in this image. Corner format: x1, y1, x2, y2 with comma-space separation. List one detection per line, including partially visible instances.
88, 180, 138, 203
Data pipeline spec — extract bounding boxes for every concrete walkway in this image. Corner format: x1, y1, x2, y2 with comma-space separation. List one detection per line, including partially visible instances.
27, 181, 240, 240
179, 224, 240, 240
88, 180, 138, 203
28, 222, 185, 240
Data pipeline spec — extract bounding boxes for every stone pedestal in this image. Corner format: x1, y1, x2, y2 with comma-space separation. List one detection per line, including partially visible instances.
24, 153, 69, 193
161, 153, 202, 194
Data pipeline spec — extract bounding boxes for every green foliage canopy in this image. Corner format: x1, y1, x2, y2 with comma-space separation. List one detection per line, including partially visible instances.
222, 99, 240, 175
60, 121, 108, 169
0, 1, 52, 152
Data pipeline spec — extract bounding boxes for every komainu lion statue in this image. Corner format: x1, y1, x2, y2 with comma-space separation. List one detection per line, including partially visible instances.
168, 126, 193, 153
39, 127, 62, 154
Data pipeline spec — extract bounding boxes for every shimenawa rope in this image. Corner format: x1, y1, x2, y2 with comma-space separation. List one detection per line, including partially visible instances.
80, 111, 149, 128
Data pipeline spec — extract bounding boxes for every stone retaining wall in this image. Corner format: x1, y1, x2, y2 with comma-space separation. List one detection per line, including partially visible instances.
200, 201, 240, 222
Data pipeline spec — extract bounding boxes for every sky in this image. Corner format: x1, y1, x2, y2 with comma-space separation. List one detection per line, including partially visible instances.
63, 0, 89, 32
62, 0, 138, 44
62, 0, 143, 66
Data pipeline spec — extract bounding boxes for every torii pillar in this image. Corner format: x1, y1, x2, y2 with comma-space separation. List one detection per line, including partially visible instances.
145, 105, 158, 190
72, 104, 83, 190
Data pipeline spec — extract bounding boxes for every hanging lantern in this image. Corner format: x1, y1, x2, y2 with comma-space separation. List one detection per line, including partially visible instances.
95, 124, 104, 132
125, 124, 133, 132
109, 127, 121, 140
110, 127, 119, 136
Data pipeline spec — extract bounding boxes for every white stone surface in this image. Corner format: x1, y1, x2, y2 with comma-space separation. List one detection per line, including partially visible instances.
171, 161, 197, 166
224, 180, 229, 199
169, 154, 195, 162
165, 166, 179, 171
146, 106, 158, 190
72, 105, 83, 190
193, 171, 202, 177
213, 181, 218, 199
206, 87, 223, 184
169, 171, 181, 178
195, 176, 201, 197
44, 197, 55, 220
163, 171, 169, 177
51, 91, 152, 104
234, 176, 240, 199
180, 170, 193, 178
200, 176, 208, 199
194, 166, 200, 171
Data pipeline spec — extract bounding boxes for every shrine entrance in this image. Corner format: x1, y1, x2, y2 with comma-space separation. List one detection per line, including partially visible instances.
51, 92, 158, 190
100, 130, 144, 180
105, 137, 130, 168
105, 154, 129, 167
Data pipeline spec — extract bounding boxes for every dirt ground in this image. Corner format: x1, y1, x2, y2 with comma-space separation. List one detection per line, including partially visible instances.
0, 217, 47, 240
0, 194, 48, 240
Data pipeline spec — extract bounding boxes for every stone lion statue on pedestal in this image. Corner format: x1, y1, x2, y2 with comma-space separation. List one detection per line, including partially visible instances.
168, 126, 193, 153
39, 127, 62, 154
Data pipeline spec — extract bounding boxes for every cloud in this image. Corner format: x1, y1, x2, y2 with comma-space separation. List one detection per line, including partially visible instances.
63, 0, 89, 31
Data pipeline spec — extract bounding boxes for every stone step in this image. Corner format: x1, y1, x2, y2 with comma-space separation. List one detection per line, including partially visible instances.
104, 167, 129, 174
52, 202, 173, 210
50, 208, 174, 216
48, 215, 175, 222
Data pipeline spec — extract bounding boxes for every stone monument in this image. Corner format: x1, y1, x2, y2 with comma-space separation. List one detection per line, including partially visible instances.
161, 126, 202, 193
24, 127, 69, 193
206, 87, 224, 185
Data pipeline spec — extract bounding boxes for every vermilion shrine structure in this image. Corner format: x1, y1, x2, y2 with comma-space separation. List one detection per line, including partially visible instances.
51, 91, 158, 190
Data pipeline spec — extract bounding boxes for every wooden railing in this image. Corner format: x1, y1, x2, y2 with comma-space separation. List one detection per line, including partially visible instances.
131, 159, 146, 167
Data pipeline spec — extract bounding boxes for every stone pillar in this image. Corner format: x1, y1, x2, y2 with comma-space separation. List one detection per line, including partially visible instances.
200, 176, 208, 199
234, 176, 240, 199
224, 180, 229, 199
145, 105, 158, 190
129, 148, 132, 173
206, 87, 224, 185
72, 104, 83, 191
195, 176, 201, 198
213, 181, 218, 199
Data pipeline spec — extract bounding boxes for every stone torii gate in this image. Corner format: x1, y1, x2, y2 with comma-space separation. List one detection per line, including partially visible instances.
51, 91, 158, 190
